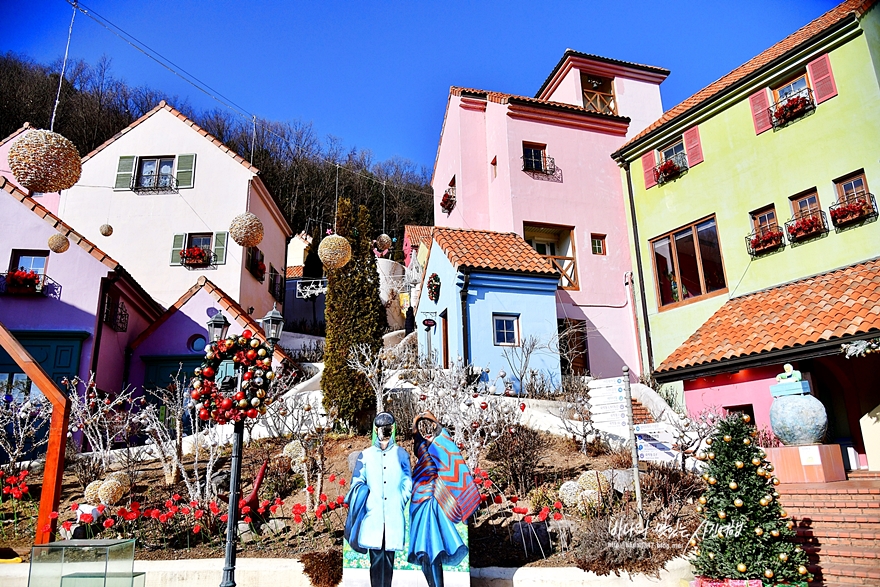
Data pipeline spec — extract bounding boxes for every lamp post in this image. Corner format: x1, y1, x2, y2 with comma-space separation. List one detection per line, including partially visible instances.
217, 306, 283, 587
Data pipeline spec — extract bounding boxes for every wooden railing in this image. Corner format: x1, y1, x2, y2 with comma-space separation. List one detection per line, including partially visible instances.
583, 90, 616, 115
546, 255, 578, 289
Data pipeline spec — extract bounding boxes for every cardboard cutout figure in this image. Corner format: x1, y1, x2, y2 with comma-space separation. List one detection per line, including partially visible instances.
408, 412, 480, 587
344, 413, 412, 587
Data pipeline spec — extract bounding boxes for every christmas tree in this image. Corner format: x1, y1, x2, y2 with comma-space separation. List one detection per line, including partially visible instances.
691, 413, 812, 585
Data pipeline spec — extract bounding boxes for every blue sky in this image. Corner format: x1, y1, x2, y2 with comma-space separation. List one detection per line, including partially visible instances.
2, 1, 839, 170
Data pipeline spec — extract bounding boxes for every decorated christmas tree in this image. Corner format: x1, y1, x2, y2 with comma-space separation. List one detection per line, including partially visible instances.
691, 413, 812, 586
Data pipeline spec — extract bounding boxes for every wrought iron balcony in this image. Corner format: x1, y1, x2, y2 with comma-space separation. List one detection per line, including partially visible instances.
521, 155, 557, 175
132, 173, 178, 193
829, 192, 877, 229
784, 210, 828, 244
0, 272, 61, 299
746, 224, 785, 257
180, 250, 216, 270
544, 255, 578, 290
769, 88, 815, 130
654, 152, 688, 185
103, 299, 129, 332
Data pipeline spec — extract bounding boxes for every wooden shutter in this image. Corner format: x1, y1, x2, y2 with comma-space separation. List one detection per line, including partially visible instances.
807, 54, 838, 104
170, 234, 185, 265
748, 89, 773, 134
683, 125, 704, 167
641, 151, 657, 189
213, 231, 227, 265
115, 156, 136, 190
176, 154, 196, 188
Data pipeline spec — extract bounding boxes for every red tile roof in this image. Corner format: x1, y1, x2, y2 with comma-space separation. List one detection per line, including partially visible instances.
432, 227, 557, 276
615, 0, 875, 157
81, 101, 261, 174
286, 265, 303, 279
656, 257, 880, 376
405, 225, 433, 248
450, 87, 630, 122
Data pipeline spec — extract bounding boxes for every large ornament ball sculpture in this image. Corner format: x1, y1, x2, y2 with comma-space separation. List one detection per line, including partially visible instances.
99, 224, 114, 237
376, 233, 392, 251
229, 212, 264, 247
8, 130, 82, 193
48, 233, 70, 253
318, 234, 352, 269
195, 329, 275, 424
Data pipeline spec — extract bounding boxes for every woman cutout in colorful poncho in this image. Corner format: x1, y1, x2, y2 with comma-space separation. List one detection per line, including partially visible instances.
408, 412, 481, 587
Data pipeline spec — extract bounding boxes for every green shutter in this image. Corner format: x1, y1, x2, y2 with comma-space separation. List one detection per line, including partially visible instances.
171, 234, 186, 265
176, 154, 196, 188
115, 156, 136, 190
213, 232, 227, 265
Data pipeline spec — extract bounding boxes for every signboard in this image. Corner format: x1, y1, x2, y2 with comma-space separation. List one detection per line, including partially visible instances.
586, 393, 626, 406
587, 377, 627, 390
589, 402, 627, 415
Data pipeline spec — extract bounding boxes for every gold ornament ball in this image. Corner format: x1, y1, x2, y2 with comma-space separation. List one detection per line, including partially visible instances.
729, 481, 739, 490
688, 538, 697, 547
772, 477, 780, 486
8, 129, 82, 192
708, 477, 717, 485
48, 232, 70, 253
771, 529, 780, 537
376, 233, 392, 250
786, 520, 794, 529
99, 224, 113, 237
758, 449, 766, 458
250, 339, 260, 348
702, 472, 710, 480
229, 212, 264, 247
760, 498, 769, 506
699, 496, 707, 505
708, 552, 715, 560
755, 527, 764, 536
795, 546, 802, 553
764, 570, 774, 579
742, 414, 751, 423
258, 348, 267, 357
779, 553, 789, 562
798, 566, 808, 575
779, 509, 787, 518
737, 563, 747, 573
256, 389, 266, 398
696, 505, 704, 513
743, 438, 751, 445
735, 460, 744, 469
238, 399, 249, 408
734, 498, 744, 507
706, 438, 713, 446
750, 429, 759, 437
717, 511, 727, 520
708, 452, 716, 460
752, 457, 762, 466
766, 464, 774, 472
318, 234, 352, 269
757, 467, 767, 476
723, 435, 732, 442
266, 371, 274, 380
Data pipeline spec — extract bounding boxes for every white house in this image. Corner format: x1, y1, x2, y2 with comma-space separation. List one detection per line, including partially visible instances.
59, 101, 293, 316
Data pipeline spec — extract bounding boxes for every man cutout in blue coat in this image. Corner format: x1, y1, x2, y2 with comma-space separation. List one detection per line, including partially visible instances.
344, 412, 412, 587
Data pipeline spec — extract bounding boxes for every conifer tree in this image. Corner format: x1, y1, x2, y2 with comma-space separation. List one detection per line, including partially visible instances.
691, 413, 812, 585
321, 200, 383, 425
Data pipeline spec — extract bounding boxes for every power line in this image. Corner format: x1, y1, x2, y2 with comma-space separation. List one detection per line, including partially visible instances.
64, 0, 435, 200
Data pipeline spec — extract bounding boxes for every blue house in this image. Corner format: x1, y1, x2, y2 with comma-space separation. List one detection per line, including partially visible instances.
416, 228, 562, 391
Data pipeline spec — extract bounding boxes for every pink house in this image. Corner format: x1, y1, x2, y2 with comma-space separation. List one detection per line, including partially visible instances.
432, 51, 668, 377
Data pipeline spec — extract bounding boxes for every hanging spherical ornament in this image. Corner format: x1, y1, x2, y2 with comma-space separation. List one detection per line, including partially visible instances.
770, 529, 780, 537
99, 224, 113, 237
743, 438, 751, 445
729, 481, 739, 490
760, 498, 769, 506
742, 414, 751, 423
752, 457, 762, 466
688, 538, 697, 547
737, 563, 747, 573
318, 234, 352, 269
787, 520, 794, 529
702, 472, 710, 481
708, 552, 715, 560
708, 452, 716, 460
717, 511, 727, 520
698, 496, 707, 505
734, 498, 744, 507
7, 129, 82, 192
376, 233, 392, 251
779, 553, 789, 562
48, 232, 70, 253
757, 467, 767, 476
755, 527, 764, 536
708, 477, 717, 485
695, 505, 704, 513
779, 509, 787, 518
229, 212, 264, 247
706, 438, 713, 446
735, 460, 744, 469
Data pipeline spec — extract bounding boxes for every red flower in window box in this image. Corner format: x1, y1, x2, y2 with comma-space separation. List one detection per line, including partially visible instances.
830, 197, 872, 226
655, 159, 681, 184
773, 94, 810, 124
179, 246, 209, 265
5, 269, 41, 294
787, 214, 823, 240
749, 228, 784, 253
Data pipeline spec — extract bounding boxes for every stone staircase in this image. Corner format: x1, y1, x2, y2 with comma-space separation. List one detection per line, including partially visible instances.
630, 399, 654, 424
778, 479, 880, 586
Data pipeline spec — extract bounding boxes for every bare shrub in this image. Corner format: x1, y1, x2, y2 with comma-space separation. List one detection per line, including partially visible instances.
607, 447, 633, 469
69, 452, 106, 491
486, 425, 552, 494
640, 461, 704, 515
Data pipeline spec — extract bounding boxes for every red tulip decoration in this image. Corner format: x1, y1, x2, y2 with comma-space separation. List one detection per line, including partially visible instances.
193, 333, 276, 423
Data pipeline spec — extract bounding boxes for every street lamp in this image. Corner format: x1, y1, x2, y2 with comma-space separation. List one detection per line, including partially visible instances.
207, 312, 230, 342
260, 304, 284, 346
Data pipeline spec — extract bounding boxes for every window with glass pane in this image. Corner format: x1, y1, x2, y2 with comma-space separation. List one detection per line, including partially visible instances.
792, 192, 820, 218
651, 217, 727, 307
752, 206, 777, 231
137, 157, 174, 188
523, 144, 546, 172
661, 141, 685, 162
188, 233, 212, 250
493, 315, 519, 346
9, 250, 48, 274
837, 173, 868, 203
774, 74, 808, 100
528, 240, 556, 257
591, 235, 606, 255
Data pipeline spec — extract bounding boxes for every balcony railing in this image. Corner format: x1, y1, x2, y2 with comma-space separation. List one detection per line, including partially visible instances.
132, 173, 178, 193
521, 155, 557, 175
746, 224, 785, 257
0, 273, 61, 299
829, 192, 877, 229
784, 210, 828, 244
545, 255, 578, 290
654, 152, 688, 185
180, 250, 216, 270
269, 275, 285, 302
769, 88, 815, 130
582, 89, 616, 115
103, 300, 129, 333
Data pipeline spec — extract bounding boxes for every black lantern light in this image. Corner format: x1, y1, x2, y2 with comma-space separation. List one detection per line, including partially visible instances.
207, 312, 231, 342
259, 304, 284, 346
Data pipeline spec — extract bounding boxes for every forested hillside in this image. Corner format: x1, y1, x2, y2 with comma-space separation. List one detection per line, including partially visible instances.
0, 52, 434, 240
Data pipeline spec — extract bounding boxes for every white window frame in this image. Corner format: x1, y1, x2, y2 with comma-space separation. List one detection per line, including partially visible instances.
493, 314, 520, 347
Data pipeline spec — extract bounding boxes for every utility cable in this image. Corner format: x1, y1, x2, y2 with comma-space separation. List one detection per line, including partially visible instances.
51, 1, 77, 131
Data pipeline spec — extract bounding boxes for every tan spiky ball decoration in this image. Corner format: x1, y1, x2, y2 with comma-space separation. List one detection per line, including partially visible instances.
98, 478, 125, 505
7, 130, 82, 193
229, 212, 264, 247
84, 480, 103, 503
376, 234, 392, 251
106, 471, 132, 490
48, 233, 70, 253
99, 224, 113, 237
318, 234, 352, 269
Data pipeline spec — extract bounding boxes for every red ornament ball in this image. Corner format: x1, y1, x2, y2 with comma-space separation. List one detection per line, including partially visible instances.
202, 367, 215, 378
199, 409, 210, 421
246, 350, 257, 361
191, 391, 201, 400
242, 371, 252, 381
480, 402, 488, 410
246, 408, 258, 419
220, 398, 233, 410
243, 329, 253, 339
519, 403, 526, 412
234, 391, 245, 401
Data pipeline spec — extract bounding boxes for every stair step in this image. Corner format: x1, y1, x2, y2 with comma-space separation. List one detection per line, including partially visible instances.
803, 544, 880, 566
847, 470, 880, 480
796, 527, 880, 546
785, 499, 880, 509
809, 562, 880, 582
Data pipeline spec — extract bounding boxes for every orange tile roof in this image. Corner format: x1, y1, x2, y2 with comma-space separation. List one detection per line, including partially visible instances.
450, 87, 630, 122
615, 0, 875, 158
286, 265, 303, 279
130, 276, 292, 362
656, 257, 880, 376
405, 225, 433, 248
432, 227, 557, 276
81, 100, 261, 174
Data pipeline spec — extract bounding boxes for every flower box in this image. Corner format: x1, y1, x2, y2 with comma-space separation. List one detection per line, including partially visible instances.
829, 195, 875, 228
440, 189, 456, 214
770, 89, 815, 129
785, 212, 826, 242
180, 246, 210, 266
749, 229, 784, 254
3, 270, 44, 295
655, 159, 682, 184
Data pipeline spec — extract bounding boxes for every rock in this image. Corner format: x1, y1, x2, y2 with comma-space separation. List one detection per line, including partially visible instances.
238, 522, 256, 543
265, 519, 287, 535
601, 469, 636, 493
769, 394, 828, 445
511, 520, 552, 558
211, 470, 230, 494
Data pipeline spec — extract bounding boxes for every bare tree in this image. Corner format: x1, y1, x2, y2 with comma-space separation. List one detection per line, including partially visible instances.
0, 379, 51, 473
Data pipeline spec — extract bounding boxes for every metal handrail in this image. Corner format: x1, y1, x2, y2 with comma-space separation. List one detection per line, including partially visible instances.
769, 87, 815, 129
132, 173, 178, 192
654, 151, 689, 184
0, 272, 61, 298
521, 155, 557, 175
